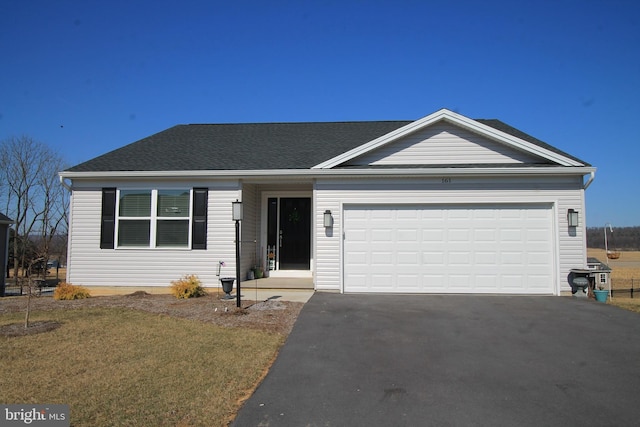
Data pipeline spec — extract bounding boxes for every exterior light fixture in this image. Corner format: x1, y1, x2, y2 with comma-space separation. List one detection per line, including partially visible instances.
323, 210, 333, 228
232, 199, 243, 221
567, 209, 579, 227
232, 199, 243, 307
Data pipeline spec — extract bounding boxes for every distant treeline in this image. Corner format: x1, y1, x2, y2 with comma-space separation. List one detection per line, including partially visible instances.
586, 226, 640, 250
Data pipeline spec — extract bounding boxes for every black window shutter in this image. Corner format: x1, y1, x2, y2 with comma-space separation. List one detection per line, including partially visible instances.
192, 188, 208, 249
100, 188, 116, 249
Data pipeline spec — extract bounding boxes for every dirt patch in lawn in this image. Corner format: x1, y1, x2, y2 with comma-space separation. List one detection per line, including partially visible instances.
0, 292, 304, 337
0, 320, 63, 337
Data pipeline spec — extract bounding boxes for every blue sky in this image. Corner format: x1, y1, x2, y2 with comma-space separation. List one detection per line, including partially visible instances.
1, 0, 639, 226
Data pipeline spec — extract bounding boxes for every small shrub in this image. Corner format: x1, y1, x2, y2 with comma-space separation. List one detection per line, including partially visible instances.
54, 283, 91, 300
170, 275, 206, 299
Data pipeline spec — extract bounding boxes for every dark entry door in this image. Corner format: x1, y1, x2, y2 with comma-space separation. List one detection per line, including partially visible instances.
279, 198, 311, 269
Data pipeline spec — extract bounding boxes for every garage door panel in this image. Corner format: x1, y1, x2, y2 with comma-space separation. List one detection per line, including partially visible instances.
474, 229, 497, 242
371, 274, 393, 289
398, 229, 418, 241
528, 254, 550, 266
371, 210, 393, 220
398, 252, 419, 265
344, 204, 554, 294
371, 251, 393, 265
475, 275, 499, 289
371, 229, 392, 241
397, 274, 420, 290
475, 252, 498, 265
349, 229, 368, 241
423, 252, 445, 266
448, 229, 471, 241
450, 275, 471, 288
449, 252, 471, 265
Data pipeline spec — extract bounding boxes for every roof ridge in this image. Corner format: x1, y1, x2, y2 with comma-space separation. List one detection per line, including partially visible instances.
185, 120, 413, 126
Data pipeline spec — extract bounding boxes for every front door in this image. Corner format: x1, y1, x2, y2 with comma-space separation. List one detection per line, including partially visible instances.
277, 198, 311, 270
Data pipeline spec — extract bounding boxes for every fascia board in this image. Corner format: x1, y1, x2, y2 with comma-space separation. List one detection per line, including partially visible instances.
60, 166, 596, 181
312, 108, 584, 169
448, 113, 584, 167
312, 166, 596, 178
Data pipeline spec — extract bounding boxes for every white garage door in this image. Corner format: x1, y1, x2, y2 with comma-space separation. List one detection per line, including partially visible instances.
343, 204, 554, 294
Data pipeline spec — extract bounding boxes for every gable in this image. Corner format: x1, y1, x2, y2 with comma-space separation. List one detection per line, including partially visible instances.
314, 109, 588, 169
343, 122, 549, 167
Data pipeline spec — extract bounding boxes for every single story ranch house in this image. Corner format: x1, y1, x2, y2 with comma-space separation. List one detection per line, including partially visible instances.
60, 109, 595, 295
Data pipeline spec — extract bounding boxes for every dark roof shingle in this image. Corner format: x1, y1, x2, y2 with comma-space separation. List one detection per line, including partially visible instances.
65, 118, 589, 172
66, 121, 411, 172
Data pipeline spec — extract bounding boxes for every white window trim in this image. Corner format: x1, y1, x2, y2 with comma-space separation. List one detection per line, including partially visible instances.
115, 188, 193, 249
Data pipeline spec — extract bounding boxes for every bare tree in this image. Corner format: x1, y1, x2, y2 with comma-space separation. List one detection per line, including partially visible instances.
0, 135, 66, 302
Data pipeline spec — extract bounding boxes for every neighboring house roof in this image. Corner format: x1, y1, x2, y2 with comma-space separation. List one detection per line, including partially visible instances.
0, 213, 14, 224
64, 109, 590, 173
587, 257, 612, 272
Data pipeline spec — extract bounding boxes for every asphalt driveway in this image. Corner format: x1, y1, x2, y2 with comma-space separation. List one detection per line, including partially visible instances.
233, 293, 640, 426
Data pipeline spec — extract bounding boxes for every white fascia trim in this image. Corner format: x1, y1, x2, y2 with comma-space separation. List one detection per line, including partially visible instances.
312, 108, 584, 169
312, 108, 450, 169
449, 113, 584, 167
60, 166, 596, 181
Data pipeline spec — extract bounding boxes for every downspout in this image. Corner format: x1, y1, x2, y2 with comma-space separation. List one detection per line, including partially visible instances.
583, 170, 595, 190
59, 175, 72, 284
59, 175, 72, 192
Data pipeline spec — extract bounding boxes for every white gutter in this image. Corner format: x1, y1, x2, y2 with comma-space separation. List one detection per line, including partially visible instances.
60, 166, 596, 180
59, 175, 73, 191
583, 170, 596, 190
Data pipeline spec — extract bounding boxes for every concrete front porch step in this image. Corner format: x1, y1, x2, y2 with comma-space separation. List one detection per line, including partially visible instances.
240, 276, 313, 289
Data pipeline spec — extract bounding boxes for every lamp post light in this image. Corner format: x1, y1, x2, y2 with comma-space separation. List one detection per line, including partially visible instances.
232, 200, 243, 308
604, 222, 614, 300
604, 223, 613, 266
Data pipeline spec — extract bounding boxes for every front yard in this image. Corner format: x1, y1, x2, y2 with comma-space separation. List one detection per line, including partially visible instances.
0, 293, 303, 426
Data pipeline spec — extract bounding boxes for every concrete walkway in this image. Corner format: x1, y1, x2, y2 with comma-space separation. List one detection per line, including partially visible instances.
233, 293, 640, 426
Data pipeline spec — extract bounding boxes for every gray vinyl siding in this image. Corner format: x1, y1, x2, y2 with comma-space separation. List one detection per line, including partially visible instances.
66, 180, 241, 288
315, 175, 586, 294
345, 122, 543, 166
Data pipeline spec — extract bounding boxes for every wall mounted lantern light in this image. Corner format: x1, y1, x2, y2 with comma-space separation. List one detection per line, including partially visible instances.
232, 199, 243, 307
567, 209, 579, 227
323, 210, 333, 228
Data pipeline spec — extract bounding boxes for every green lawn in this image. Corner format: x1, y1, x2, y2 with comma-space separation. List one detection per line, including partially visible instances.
0, 308, 283, 426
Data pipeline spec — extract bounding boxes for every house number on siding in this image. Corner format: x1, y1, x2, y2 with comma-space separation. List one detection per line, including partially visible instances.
441, 177, 452, 184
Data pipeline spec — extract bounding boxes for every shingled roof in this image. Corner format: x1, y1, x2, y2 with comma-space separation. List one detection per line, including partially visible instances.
0, 213, 13, 224
65, 118, 588, 172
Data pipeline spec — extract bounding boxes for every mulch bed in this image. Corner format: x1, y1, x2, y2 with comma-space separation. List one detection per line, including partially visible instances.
0, 292, 304, 337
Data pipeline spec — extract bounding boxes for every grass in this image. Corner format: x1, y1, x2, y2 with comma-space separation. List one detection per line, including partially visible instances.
0, 307, 283, 426
608, 298, 640, 313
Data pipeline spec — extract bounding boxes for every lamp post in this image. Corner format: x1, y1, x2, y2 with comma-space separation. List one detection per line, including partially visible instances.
604, 222, 614, 300
232, 200, 243, 308
604, 223, 613, 266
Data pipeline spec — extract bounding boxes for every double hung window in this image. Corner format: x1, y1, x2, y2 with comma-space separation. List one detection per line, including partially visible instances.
101, 187, 207, 250
117, 189, 191, 248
